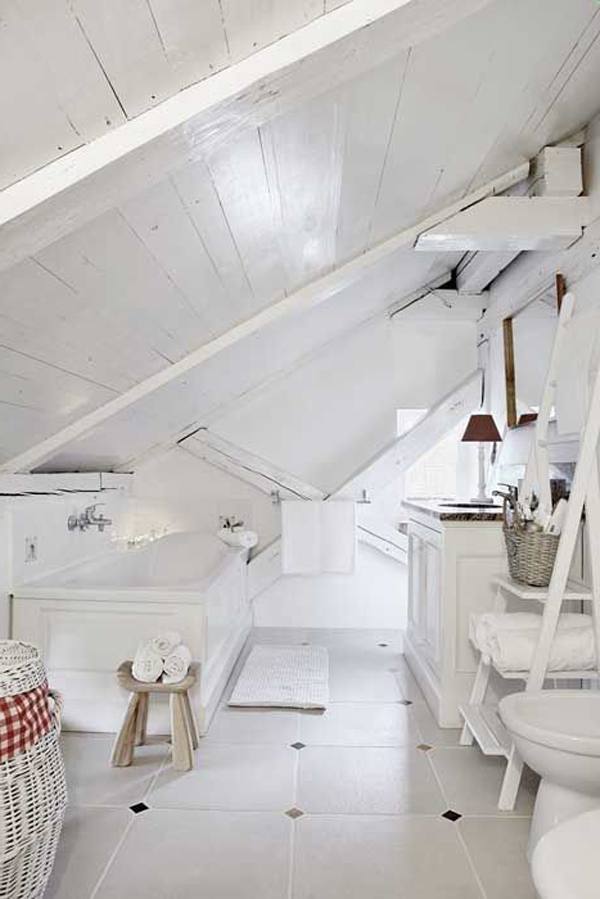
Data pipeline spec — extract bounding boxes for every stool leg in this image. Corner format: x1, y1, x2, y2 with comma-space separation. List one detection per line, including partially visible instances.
135, 693, 149, 746
111, 694, 139, 767
170, 694, 194, 771
183, 692, 199, 750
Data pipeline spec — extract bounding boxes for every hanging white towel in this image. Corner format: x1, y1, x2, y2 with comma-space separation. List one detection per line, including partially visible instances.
321, 501, 356, 574
132, 643, 163, 683
281, 501, 321, 574
281, 500, 356, 575
162, 644, 192, 684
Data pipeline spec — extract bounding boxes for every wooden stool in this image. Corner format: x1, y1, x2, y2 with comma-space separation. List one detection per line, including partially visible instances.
111, 661, 199, 771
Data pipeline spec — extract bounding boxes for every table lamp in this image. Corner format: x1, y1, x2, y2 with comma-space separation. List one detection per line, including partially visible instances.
461, 414, 502, 504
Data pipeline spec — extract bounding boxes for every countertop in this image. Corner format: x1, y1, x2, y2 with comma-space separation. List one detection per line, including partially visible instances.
403, 498, 504, 522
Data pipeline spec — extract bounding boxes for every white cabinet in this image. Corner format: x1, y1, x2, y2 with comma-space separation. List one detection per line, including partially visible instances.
404, 503, 506, 727
408, 522, 441, 675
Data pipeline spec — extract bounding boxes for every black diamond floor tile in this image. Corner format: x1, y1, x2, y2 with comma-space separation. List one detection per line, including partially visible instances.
130, 802, 149, 814
291, 742, 306, 750
441, 809, 462, 822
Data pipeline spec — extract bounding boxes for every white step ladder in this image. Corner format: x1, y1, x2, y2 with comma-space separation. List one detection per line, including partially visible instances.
459, 291, 600, 810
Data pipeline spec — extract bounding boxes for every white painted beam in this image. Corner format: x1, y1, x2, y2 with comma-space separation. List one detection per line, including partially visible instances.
456, 251, 520, 294
0, 162, 526, 475
456, 144, 585, 294
0, 472, 132, 495
333, 369, 483, 500
416, 197, 589, 253
180, 430, 326, 501
0, 0, 495, 272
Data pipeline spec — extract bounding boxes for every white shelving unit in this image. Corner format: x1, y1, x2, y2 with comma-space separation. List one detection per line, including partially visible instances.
460, 291, 600, 809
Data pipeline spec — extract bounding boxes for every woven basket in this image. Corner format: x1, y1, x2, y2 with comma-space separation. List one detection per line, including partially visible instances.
0, 642, 67, 899
503, 524, 560, 587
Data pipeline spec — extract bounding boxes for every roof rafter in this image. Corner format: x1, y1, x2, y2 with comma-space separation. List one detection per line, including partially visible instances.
0, 0, 496, 272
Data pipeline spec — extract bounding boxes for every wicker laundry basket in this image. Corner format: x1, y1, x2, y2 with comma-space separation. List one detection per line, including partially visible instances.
503, 524, 560, 587
0, 642, 67, 899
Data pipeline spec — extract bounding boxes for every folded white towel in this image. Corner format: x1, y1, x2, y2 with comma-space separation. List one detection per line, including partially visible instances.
150, 631, 182, 660
470, 612, 596, 672
132, 642, 163, 683
162, 644, 192, 684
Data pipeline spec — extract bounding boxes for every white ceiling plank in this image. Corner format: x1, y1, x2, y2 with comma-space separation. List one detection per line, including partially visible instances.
259, 91, 345, 290
144, 0, 229, 87
170, 161, 255, 316
415, 196, 589, 253
221, 0, 324, 63
67, 0, 183, 118
204, 130, 287, 308
38, 210, 213, 354
334, 54, 409, 265
0, 0, 496, 273
0, 0, 126, 190
471, 4, 600, 192
368, 12, 499, 247
424, 1, 596, 211
0, 160, 525, 474
119, 179, 235, 334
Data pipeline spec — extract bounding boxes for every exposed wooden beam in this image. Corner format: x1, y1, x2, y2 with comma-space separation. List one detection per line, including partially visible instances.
0, 472, 131, 495
0, 163, 526, 475
502, 318, 517, 429
0, 0, 495, 272
416, 196, 589, 253
333, 369, 482, 500
456, 251, 519, 294
180, 430, 326, 501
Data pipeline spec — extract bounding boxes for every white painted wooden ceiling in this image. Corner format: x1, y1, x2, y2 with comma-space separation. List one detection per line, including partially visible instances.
2, 0, 600, 470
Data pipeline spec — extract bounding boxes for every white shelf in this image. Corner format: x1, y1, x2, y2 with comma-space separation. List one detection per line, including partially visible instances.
459, 704, 511, 757
493, 574, 592, 603
494, 667, 600, 680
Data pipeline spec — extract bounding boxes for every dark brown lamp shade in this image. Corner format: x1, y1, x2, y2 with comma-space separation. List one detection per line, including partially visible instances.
461, 414, 502, 443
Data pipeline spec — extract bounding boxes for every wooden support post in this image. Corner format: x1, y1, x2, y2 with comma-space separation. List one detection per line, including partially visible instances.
555, 272, 566, 312
503, 318, 517, 429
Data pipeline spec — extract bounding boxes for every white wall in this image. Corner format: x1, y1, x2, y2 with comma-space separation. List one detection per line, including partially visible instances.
254, 542, 407, 631
121, 446, 279, 549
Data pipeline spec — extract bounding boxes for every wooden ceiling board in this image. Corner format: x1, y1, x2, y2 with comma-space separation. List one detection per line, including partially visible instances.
31, 249, 456, 471
0, 0, 126, 190
220, 0, 324, 63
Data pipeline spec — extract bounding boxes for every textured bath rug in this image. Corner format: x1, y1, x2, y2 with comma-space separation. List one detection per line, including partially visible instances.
228, 645, 329, 709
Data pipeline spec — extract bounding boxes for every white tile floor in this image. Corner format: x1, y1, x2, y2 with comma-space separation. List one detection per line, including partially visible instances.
46, 628, 538, 899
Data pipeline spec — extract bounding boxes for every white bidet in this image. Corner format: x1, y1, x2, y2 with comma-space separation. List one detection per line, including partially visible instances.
499, 690, 600, 851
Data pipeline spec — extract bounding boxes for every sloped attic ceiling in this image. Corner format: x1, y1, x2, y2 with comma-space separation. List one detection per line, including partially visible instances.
1, 0, 600, 473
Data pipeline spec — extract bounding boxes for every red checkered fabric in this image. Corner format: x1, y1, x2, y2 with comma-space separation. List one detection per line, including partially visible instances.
0, 680, 53, 763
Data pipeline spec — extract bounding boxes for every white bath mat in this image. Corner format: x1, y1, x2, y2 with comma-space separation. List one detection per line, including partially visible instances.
228, 645, 329, 709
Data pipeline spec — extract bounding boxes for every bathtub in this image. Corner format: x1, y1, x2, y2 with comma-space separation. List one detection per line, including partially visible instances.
10, 531, 251, 735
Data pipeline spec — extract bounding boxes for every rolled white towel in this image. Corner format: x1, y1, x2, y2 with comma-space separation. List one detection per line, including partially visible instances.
162, 643, 192, 684
150, 631, 182, 660
132, 642, 163, 683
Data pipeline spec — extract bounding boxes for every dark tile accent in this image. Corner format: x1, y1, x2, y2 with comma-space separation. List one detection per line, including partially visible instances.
378, 643, 389, 648
130, 802, 149, 814
417, 743, 433, 752
291, 742, 306, 750
285, 807, 304, 819
441, 809, 462, 822
399, 699, 413, 706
